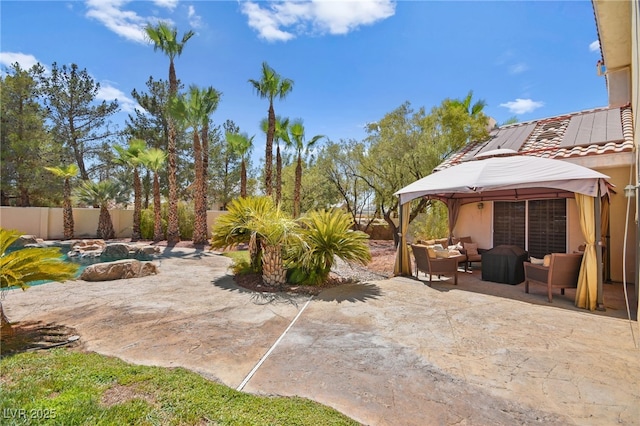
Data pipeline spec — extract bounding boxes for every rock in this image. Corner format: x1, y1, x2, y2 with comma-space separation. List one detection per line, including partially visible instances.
137, 245, 161, 256
102, 243, 131, 260
69, 239, 107, 259
79, 259, 158, 282
9, 235, 43, 250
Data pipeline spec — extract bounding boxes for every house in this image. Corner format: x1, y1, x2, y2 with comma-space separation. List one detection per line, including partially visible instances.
393, 1, 638, 314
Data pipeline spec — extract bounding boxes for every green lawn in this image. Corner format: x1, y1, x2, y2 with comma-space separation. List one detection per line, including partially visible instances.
0, 349, 359, 425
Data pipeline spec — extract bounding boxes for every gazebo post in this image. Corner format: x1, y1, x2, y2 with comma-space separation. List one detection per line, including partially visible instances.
596, 185, 605, 311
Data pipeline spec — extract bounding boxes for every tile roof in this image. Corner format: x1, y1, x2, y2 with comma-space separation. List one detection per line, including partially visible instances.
436, 104, 633, 170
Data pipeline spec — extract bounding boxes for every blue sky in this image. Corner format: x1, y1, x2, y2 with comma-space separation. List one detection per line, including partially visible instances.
1, 0, 607, 164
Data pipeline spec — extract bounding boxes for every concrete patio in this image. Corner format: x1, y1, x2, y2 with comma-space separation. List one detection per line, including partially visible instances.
3, 247, 639, 425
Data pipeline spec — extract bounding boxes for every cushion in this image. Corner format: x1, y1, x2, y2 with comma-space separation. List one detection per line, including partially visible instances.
435, 249, 450, 259
543, 254, 551, 267
427, 247, 437, 259
453, 236, 473, 245
463, 242, 478, 256
530, 256, 544, 265
448, 249, 462, 257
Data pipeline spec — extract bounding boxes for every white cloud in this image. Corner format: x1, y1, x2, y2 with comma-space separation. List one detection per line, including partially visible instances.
85, 0, 148, 44
154, 0, 179, 10
0, 51, 43, 70
499, 98, 544, 115
508, 62, 528, 75
188, 5, 203, 29
589, 40, 600, 52
97, 82, 139, 113
241, 0, 396, 42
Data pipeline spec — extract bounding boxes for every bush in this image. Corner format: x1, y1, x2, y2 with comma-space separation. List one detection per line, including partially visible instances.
178, 201, 194, 240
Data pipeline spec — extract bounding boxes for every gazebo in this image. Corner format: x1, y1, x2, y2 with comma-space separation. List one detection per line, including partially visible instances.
393, 150, 612, 311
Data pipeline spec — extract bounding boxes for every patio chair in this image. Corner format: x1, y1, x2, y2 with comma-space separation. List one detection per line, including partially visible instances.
524, 253, 583, 302
452, 236, 483, 271
411, 244, 458, 285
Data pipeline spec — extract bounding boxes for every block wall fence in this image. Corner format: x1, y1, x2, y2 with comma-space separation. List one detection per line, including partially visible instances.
0, 207, 226, 240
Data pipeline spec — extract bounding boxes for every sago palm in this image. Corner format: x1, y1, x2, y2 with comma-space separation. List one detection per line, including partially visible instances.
75, 180, 125, 240
288, 209, 371, 285
145, 22, 194, 244
139, 148, 166, 242
248, 62, 293, 196
0, 228, 79, 334
44, 164, 78, 239
114, 138, 147, 241
226, 132, 254, 198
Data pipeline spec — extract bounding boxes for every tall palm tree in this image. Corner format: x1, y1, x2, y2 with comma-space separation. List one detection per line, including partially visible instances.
44, 164, 78, 240
453, 90, 487, 118
1, 228, 79, 335
169, 85, 221, 245
114, 139, 147, 241
288, 119, 324, 217
140, 148, 167, 242
225, 131, 254, 198
75, 180, 124, 240
145, 22, 194, 245
248, 62, 293, 197
260, 116, 289, 204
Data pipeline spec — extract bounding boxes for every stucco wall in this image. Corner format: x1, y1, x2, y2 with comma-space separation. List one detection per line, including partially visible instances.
0, 207, 226, 240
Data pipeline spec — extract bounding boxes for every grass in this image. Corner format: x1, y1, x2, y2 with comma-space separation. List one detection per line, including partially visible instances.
220, 250, 250, 263
0, 349, 359, 425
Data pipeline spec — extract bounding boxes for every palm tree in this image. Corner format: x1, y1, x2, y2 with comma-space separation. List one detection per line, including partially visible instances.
1, 228, 79, 334
169, 85, 221, 245
248, 62, 293, 197
288, 119, 324, 217
452, 90, 487, 118
261, 116, 290, 204
75, 180, 124, 239
225, 131, 254, 198
44, 164, 78, 240
114, 139, 147, 241
145, 22, 195, 245
139, 148, 167, 242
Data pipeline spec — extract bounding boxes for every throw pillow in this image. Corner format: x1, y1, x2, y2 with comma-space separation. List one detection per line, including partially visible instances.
427, 247, 437, 259
435, 249, 450, 259
530, 256, 544, 265
464, 242, 478, 256
543, 254, 551, 267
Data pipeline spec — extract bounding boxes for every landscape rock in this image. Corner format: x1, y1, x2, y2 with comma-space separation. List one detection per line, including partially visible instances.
69, 239, 107, 259
9, 235, 44, 250
79, 259, 158, 281
102, 243, 131, 260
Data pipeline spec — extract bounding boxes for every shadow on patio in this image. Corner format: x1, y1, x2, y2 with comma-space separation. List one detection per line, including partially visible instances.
413, 267, 638, 321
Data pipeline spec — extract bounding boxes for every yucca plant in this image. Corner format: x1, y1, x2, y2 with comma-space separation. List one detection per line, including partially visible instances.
0, 228, 79, 334
288, 209, 371, 285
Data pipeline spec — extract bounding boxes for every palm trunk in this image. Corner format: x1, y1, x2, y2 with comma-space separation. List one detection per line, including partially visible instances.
249, 232, 261, 271
153, 174, 163, 242
276, 145, 282, 204
97, 205, 115, 240
240, 160, 247, 198
261, 243, 286, 287
192, 130, 207, 245
132, 167, 142, 241
265, 102, 275, 196
294, 154, 302, 218
63, 178, 74, 239
166, 60, 180, 244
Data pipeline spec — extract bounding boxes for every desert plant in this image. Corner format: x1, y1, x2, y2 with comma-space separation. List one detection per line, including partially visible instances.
288, 209, 371, 285
0, 228, 79, 334
210, 196, 277, 270
75, 180, 125, 239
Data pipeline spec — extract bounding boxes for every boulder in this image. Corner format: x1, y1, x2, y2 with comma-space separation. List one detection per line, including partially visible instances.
69, 239, 107, 259
102, 243, 131, 260
137, 245, 161, 256
79, 259, 158, 282
9, 235, 44, 250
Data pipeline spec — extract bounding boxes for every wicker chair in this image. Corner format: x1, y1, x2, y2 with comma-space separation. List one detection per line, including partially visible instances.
411, 244, 458, 285
524, 253, 583, 302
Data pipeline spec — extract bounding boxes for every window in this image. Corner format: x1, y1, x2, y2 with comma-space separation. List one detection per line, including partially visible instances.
493, 201, 525, 248
528, 199, 566, 258
493, 199, 566, 258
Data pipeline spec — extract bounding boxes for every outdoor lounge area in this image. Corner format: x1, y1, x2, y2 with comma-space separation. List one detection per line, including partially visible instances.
411, 262, 637, 321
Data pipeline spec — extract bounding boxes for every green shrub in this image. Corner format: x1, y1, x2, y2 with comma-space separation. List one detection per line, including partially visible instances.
178, 201, 194, 240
